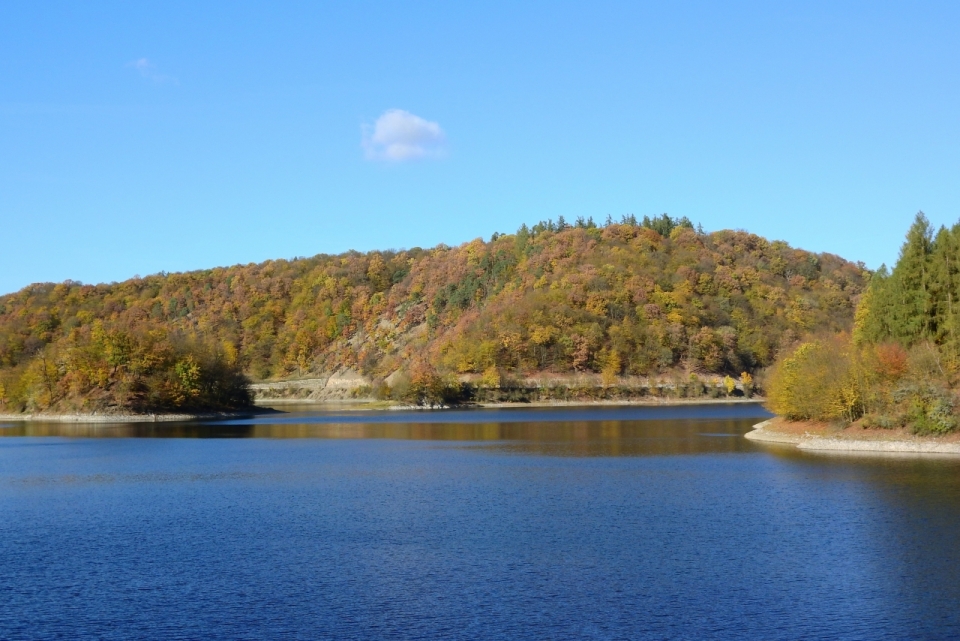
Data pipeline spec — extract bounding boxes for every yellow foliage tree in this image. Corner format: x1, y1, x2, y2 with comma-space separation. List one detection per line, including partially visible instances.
723, 375, 736, 396
481, 365, 501, 388
601, 350, 621, 386
740, 371, 754, 397
765, 338, 864, 422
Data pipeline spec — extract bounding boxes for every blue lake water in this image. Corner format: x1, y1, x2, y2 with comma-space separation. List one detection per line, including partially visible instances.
2, 403, 960, 640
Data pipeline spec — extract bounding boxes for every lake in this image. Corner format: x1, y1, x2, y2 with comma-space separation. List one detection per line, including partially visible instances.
2, 403, 959, 640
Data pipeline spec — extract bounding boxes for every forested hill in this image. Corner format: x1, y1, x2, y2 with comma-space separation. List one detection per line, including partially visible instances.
0, 215, 868, 413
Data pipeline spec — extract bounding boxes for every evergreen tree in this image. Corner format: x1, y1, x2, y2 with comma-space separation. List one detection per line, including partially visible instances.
854, 266, 891, 344
516, 224, 530, 254
930, 225, 960, 358
887, 212, 934, 342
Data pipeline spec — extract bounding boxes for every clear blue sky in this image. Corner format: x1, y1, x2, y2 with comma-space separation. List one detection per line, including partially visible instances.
2, 1, 959, 295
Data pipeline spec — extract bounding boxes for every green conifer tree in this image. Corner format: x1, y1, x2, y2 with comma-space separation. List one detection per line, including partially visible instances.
930, 225, 960, 357
854, 267, 890, 344
887, 212, 934, 342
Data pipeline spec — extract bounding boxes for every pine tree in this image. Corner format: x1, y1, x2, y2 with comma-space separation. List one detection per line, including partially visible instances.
887, 212, 934, 342
930, 225, 960, 359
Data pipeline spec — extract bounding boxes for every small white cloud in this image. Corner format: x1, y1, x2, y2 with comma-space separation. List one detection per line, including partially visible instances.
127, 58, 178, 85
130, 58, 152, 75
362, 109, 446, 161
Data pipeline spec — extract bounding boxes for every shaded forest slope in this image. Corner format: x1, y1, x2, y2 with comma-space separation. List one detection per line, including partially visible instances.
0, 217, 867, 412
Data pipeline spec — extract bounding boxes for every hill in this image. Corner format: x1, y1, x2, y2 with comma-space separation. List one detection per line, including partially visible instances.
0, 215, 868, 413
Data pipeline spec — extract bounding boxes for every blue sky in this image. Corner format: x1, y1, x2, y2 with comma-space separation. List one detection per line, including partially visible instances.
2, 1, 959, 295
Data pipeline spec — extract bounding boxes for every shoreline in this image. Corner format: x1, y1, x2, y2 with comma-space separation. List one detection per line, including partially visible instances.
253, 397, 765, 411
745, 418, 960, 456
0, 408, 278, 424
0, 398, 766, 423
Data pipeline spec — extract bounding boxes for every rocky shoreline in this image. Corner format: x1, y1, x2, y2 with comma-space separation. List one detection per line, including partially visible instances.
745, 418, 960, 455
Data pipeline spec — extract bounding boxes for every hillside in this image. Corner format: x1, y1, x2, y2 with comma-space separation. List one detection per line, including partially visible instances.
0, 216, 868, 413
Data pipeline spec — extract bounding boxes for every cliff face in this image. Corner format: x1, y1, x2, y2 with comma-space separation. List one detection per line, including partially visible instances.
0, 222, 867, 413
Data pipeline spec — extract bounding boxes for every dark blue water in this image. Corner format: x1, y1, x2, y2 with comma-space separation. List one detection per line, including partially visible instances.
2, 403, 960, 640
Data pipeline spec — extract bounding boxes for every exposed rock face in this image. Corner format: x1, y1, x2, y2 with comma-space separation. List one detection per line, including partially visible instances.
249, 369, 372, 402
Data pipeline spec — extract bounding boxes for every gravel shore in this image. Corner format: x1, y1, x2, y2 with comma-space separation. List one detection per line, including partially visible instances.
745, 419, 960, 455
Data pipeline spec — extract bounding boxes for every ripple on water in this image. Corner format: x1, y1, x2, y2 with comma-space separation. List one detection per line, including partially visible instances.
0, 407, 958, 640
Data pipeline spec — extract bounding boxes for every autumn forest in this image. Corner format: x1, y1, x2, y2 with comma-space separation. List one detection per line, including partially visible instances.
0, 214, 870, 414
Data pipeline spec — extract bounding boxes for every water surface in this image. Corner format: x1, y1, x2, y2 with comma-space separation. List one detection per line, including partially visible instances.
2, 403, 959, 640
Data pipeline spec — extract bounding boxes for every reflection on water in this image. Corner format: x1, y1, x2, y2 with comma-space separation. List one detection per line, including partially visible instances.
0, 404, 773, 457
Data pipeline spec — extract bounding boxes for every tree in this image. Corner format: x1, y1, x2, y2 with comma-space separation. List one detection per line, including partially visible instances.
723, 375, 736, 397
888, 212, 934, 342
740, 372, 754, 398
930, 225, 960, 361
766, 338, 863, 423
601, 350, 621, 386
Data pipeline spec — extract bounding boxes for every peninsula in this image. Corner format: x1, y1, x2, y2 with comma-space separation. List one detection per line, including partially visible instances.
755, 212, 960, 452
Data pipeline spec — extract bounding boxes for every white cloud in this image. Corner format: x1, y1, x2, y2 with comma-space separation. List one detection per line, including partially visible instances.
362, 109, 446, 161
130, 58, 152, 75
127, 58, 178, 85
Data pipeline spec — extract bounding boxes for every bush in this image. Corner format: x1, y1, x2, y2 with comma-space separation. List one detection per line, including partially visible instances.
894, 383, 958, 435
766, 336, 865, 423
396, 365, 469, 407
861, 413, 900, 430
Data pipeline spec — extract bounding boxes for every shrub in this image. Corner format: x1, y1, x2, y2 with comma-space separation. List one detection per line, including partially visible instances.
894, 383, 958, 435
765, 337, 863, 423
